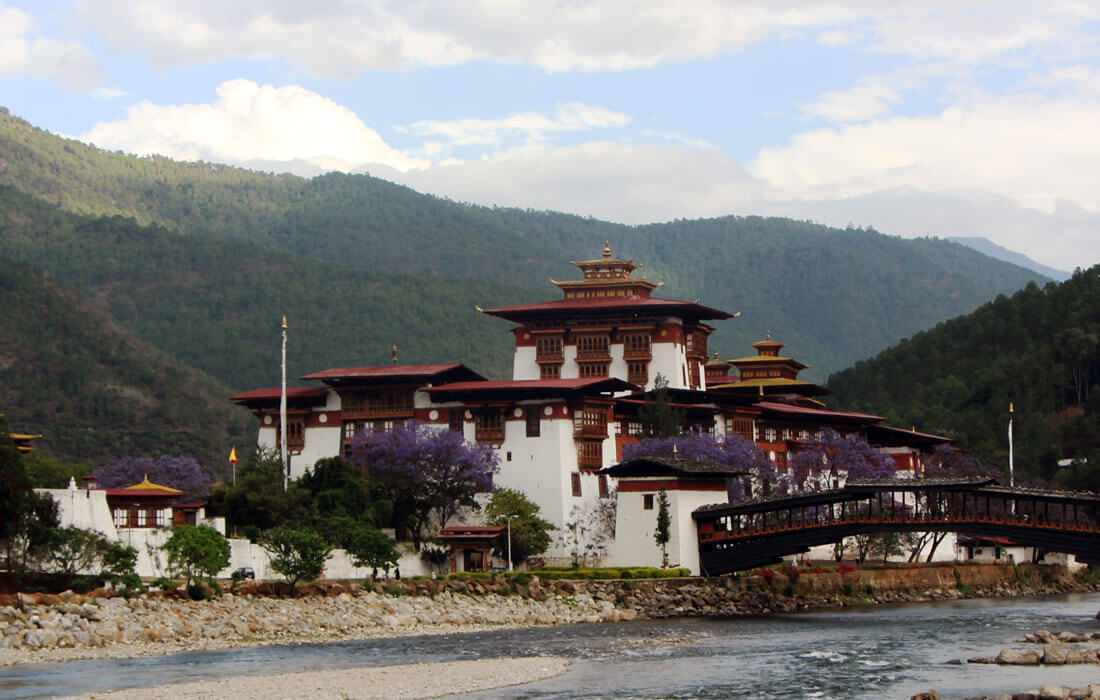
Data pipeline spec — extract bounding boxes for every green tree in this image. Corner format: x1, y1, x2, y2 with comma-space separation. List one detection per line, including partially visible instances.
484, 488, 553, 566
654, 488, 671, 568
21, 452, 90, 489
0, 415, 30, 569
48, 526, 109, 575
164, 525, 230, 590
347, 526, 400, 581
102, 542, 141, 591
638, 375, 685, 438
261, 527, 332, 587
209, 449, 314, 533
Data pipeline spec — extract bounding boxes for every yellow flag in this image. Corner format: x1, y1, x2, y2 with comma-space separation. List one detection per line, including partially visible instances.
229, 447, 238, 464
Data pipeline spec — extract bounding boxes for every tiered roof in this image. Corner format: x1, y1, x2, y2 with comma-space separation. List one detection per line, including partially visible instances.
481, 244, 733, 323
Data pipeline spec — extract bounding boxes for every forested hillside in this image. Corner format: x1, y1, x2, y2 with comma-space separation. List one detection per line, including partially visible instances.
0, 187, 531, 391
827, 268, 1100, 484
0, 254, 251, 471
0, 109, 1048, 379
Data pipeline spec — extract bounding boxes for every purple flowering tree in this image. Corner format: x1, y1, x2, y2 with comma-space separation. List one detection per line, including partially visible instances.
622, 432, 769, 503
349, 421, 499, 549
94, 455, 213, 499
788, 429, 895, 493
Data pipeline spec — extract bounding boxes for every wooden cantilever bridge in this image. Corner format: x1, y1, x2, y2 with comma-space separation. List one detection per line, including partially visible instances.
693, 477, 1100, 575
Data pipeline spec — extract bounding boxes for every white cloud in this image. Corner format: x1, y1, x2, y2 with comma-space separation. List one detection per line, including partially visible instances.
82, 79, 428, 172
407, 103, 631, 149
752, 90, 1100, 216
799, 77, 901, 122
381, 141, 772, 224
65, 1, 1098, 75
0, 2, 99, 88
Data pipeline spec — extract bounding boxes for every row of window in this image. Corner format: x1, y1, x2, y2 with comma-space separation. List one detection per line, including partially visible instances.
340, 388, 414, 417
112, 507, 168, 528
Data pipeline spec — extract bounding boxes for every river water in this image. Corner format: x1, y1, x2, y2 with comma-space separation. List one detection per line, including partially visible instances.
2, 594, 1100, 699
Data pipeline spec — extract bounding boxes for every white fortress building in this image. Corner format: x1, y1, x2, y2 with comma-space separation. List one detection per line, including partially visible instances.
232, 246, 953, 572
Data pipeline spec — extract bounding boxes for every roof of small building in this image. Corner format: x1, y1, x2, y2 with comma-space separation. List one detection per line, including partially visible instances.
599, 455, 747, 479
105, 475, 183, 498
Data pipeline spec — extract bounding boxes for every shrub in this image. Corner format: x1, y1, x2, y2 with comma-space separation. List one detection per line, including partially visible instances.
511, 573, 532, 586
864, 584, 875, 596
760, 569, 776, 586
842, 582, 855, 596
782, 583, 795, 597
152, 576, 178, 592
188, 582, 212, 601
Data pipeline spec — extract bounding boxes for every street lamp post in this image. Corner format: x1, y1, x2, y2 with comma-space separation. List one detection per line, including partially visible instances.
506, 515, 517, 573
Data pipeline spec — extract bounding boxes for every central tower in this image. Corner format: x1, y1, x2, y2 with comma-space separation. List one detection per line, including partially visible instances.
481, 244, 735, 391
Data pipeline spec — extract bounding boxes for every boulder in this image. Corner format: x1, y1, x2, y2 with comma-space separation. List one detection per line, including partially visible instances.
997, 648, 1042, 665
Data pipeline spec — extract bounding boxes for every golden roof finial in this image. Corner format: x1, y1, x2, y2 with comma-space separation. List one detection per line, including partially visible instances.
282, 315, 287, 329
765, 331, 771, 341
672, 444, 679, 458
602, 241, 612, 259
713, 350, 720, 359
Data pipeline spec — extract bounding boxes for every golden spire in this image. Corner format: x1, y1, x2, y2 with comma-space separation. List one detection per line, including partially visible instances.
602, 241, 612, 259
282, 315, 287, 329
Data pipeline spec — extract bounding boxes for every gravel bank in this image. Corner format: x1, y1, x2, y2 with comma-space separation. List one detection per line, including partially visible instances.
54, 656, 572, 699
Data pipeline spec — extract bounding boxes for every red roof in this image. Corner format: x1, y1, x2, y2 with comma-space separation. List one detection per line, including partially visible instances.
300, 363, 484, 382
230, 386, 329, 402
430, 377, 635, 399
482, 296, 733, 321
753, 401, 884, 423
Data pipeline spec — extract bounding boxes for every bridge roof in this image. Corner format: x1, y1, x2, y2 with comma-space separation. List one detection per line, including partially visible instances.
694, 477, 999, 518
977, 484, 1100, 504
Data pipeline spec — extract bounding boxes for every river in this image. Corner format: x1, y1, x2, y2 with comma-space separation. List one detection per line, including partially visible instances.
2, 594, 1099, 699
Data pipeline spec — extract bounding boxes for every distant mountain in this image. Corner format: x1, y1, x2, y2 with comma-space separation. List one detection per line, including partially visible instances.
0, 110, 1050, 384
827, 268, 1100, 481
948, 236, 1070, 281
0, 254, 251, 472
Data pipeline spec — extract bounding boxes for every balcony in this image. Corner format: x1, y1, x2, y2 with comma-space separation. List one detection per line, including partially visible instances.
574, 409, 609, 440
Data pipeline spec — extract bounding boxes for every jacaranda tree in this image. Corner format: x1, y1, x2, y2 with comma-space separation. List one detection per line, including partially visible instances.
787, 429, 896, 493
350, 421, 499, 549
95, 455, 213, 499
622, 432, 770, 502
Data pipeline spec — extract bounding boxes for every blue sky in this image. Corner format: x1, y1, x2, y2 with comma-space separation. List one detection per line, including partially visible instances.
2, 1, 1099, 271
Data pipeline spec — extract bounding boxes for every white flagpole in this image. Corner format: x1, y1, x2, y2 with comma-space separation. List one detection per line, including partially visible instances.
281, 315, 288, 492
1008, 402, 1014, 488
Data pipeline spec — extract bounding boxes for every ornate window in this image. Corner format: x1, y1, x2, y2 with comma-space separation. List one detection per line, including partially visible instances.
575, 334, 610, 359
536, 335, 564, 361
540, 363, 561, 380
627, 361, 648, 386
622, 332, 652, 359
578, 362, 609, 378
475, 409, 505, 444
571, 472, 582, 497
578, 439, 603, 470
526, 408, 541, 437
643, 494, 654, 510
449, 409, 464, 433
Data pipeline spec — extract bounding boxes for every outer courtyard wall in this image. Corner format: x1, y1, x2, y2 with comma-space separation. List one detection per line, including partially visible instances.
41, 485, 117, 541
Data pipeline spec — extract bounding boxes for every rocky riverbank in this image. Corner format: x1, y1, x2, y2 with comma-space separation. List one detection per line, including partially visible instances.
1, 564, 1095, 667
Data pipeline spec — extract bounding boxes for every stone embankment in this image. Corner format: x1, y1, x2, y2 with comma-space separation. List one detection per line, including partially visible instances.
0, 564, 1093, 665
